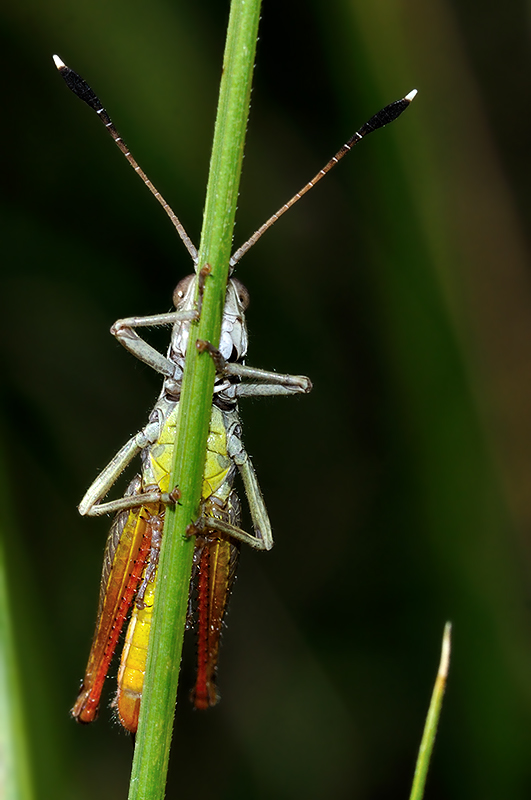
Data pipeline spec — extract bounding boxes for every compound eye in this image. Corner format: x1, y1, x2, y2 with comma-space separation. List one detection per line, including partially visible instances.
231, 278, 249, 310
173, 274, 195, 308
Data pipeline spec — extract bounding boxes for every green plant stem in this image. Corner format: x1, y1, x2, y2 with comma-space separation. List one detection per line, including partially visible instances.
127, 2, 262, 798
408, 622, 452, 800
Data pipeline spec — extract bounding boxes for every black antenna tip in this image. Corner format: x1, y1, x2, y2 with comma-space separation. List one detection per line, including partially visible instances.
53, 54, 104, 114
359, 88, 418, 137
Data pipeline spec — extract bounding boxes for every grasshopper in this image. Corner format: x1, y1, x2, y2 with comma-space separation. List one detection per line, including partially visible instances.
54, 55, 415, 730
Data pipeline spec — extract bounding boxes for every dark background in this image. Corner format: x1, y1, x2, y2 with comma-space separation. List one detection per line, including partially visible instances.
2, 0, 531, 798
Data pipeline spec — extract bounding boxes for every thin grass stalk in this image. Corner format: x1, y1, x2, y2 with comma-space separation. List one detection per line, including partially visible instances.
127, 2, 262, 797
408, 622, 452, 800
0, 455, 35, 800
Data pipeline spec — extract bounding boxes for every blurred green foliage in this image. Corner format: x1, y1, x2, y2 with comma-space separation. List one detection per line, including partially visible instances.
1, 0, 531, 798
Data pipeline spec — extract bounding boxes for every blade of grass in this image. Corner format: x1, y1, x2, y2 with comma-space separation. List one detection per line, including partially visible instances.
0, 451, 35, 800
408, 622, 452, 800
127, 1, 262, 798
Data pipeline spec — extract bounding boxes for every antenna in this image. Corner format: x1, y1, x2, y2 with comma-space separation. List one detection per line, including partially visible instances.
53, 55, 198, 264
54, 55, 416, 272
229, 89, 417, 268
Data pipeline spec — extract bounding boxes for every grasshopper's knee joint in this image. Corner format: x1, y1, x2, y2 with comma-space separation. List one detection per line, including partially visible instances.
110, 320, 125, 337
